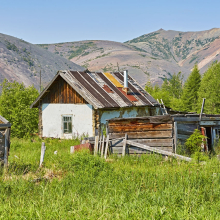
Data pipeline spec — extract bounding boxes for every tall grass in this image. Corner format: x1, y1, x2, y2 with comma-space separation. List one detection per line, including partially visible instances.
1, 137, 220, 219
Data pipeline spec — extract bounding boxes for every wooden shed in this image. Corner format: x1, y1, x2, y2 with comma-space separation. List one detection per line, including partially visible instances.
0, 115, 11, 166
106, 114, 220, 155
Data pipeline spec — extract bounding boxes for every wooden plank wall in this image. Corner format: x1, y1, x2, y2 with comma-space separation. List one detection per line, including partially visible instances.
0, 130, 5, 165
108, 118, 173, 154
176, 122, 198, 145
42, 76, 88, 104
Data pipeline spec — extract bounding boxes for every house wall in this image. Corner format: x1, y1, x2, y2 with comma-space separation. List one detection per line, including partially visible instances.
42, 104, 93, 138
99, 106, 161, 125
107, 116, 173, 154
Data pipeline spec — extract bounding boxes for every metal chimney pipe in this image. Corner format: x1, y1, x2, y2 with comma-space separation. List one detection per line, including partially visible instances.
124, 70, 128, 88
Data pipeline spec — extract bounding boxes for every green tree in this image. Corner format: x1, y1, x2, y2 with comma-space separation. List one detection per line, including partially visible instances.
145, 72, 184, 111
198, 61, 220, 114
167, 72, 183, 99
0, 80, 39, 138
182, 65, 201, 112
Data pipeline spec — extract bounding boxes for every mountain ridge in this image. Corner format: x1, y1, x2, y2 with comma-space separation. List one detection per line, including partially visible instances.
0, 33, 84, 89
38, 28, 220, 86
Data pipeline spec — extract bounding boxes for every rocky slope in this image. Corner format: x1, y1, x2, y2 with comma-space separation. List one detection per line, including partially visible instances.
39, 28, 220, 86
0, 33, 84, 89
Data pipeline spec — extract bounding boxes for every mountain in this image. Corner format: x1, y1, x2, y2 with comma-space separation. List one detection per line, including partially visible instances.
38, 28, 220, 86
0, 33, 84, 89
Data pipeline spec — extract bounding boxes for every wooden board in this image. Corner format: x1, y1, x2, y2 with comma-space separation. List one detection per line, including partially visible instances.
109, 130, 172, 139
178, 134, 190, 141
42, 76, 87, 104
110, 138, 173, 147
111, 146, 173, 154
109, 123, 172, 133
126, 140, 191, 161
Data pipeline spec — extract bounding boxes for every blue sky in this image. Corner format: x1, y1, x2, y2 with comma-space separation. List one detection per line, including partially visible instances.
1, 0, 219, 44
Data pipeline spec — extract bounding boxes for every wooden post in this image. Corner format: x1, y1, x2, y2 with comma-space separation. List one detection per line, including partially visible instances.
104, 135, 109, 159
122, 133, 128, 156
174, 122, 177, 154
40, 142, 46, 167
98, 135, 102, 154
4, 128, 9, 167
101, 135, 105, 158
70, 146, 74, 154
94, 136, 99, 155
199, 98, 206, 121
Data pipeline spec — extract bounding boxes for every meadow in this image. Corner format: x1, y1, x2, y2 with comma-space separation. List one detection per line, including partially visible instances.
0, 137, 220, 219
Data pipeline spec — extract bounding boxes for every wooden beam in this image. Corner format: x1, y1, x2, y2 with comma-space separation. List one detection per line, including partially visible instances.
126, 140, 192, 162
101, 136, 105, 158
94, 136, 99, 156
40, 142, 46, 167
174, 122, 177, 154
104, 135, 110, 159
122, 133, 128, 157
109, 130, 172, 139
4, 128, 9, 167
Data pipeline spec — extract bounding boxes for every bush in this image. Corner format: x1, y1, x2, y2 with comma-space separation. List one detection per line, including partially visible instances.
0, 80, 39, 138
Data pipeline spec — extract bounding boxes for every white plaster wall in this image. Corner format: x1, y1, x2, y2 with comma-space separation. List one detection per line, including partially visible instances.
42, 104, 93, 138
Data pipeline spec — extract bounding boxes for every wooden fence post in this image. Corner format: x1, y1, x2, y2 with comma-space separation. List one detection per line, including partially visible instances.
101, 136, 105, 158
70, 146, 75, 154
122, 133, 128, 156
104, 135, 109, 159
94, 136, 99, 155
4, 128, 9, 167
174, 122, 177, 154
98, 135, 102, 154
40, 142, 46, 167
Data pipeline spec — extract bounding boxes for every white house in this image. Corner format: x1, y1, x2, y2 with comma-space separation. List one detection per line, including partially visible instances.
31, 70, 161, 138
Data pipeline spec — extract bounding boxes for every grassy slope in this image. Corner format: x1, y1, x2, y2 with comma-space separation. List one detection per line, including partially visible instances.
0, 138, 220, 219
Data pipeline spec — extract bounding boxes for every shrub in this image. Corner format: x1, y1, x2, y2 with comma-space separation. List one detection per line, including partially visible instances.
185, 129, 205, 154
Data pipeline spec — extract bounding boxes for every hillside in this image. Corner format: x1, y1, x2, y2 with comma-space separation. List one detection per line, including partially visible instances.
0, 33, 84, 88
38, 28, 220, 86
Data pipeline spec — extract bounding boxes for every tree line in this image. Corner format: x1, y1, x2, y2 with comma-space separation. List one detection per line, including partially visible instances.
145, 61, 220, 114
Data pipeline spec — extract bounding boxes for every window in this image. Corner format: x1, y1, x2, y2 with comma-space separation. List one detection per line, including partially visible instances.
63, 116, 72, 134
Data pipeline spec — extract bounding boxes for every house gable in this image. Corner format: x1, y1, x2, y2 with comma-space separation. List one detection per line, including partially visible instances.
41, 75, 88, 104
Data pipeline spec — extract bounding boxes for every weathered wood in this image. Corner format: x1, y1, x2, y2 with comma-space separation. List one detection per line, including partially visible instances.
173, 117, 199, 122
174, 122, 177, 154
101, 136, 105, 158
200, 121, 220, 126
126, 140, 192, 161
104, 135, 110, 159
42, 76, 88, 104
109, 130, 172, 139
178, 129, 194, 136
178, 134, 190, 141
110, 138, 173, 147
4, 128, 9, 167
98, 135, 102, 153
70, 146, 74, 154
177, 123, 198, 132
40, 142, 46, 167
199, 98, 206, 121
122, 133, 128, 157
111, 146, 173, 154
108, 124, 172, 133
94, 136, 99, 155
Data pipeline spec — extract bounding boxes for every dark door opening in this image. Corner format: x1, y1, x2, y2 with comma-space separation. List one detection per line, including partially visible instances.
205, 127, 212, 151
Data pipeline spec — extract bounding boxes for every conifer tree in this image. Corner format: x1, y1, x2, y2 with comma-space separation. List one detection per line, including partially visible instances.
198, 61, 220, 114
182, 65, 201, 112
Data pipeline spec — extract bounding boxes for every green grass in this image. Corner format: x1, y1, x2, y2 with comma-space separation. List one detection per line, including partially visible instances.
1, 137, 220, 219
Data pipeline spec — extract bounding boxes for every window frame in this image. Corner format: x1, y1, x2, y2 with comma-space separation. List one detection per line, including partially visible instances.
62, 115, 73, 134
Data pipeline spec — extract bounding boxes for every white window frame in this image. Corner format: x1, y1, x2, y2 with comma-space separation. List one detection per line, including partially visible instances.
62, 115, 73, 135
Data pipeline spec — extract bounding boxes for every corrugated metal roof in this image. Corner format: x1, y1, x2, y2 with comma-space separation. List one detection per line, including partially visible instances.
31, 70, 159, 109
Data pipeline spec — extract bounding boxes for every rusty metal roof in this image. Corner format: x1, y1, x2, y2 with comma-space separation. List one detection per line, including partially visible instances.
31, 70, 159, 109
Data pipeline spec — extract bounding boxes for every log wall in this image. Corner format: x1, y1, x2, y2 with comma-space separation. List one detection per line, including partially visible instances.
108, 118, 174, 154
